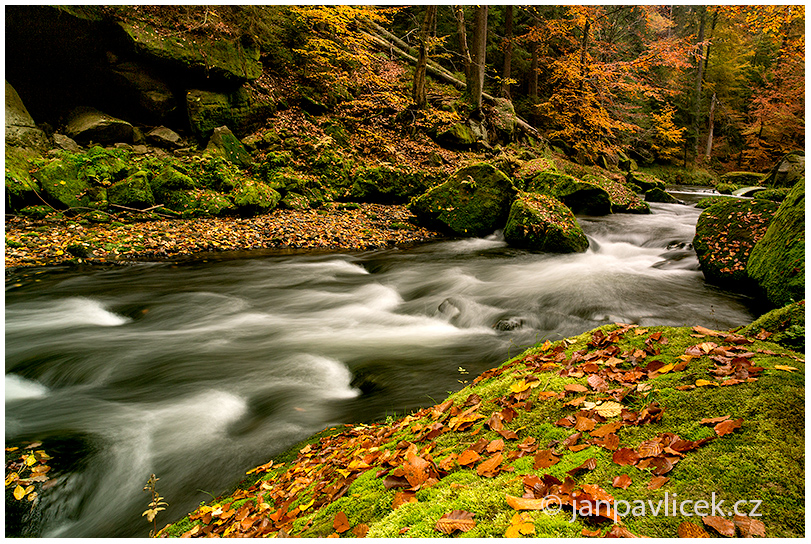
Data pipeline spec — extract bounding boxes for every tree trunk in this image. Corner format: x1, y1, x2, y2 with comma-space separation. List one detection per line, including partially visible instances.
468, 6, 488, 111
454, 6, 471, 82
529, 38, 539, 101
692, 7, 707, 158
413, 6, 438, 109
500, 5, 513, 98
704, 92, 717, 160
579, 18, 591, 91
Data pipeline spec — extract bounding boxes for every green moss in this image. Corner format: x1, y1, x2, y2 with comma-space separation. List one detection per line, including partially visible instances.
747, 180, 805, 307
626, 171, 666, 191
503, 192, 589, 253
693, 198, 779, 287
5, 145, 41, 209
753, 188, 791, 202
409, 163, 516, 237
718, 171, 766, 186
715, 182, 739, 194
164, 189, 234, 217
696, 195, 737, 209
581, 174, 650, 214
150, 166, 197, 200
33, 158, 88, 208
107, 171, 155, 209
350, 165, 443, 204
528, 170, 612, 215
644, 187, 681, 204
739, 301, 805, 352
230, 180, 281, 216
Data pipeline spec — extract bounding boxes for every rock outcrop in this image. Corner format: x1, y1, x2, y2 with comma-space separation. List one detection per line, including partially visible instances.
503, 192, 589, 253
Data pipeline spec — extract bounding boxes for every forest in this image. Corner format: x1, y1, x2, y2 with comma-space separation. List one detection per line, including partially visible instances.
4, 5, 805, 539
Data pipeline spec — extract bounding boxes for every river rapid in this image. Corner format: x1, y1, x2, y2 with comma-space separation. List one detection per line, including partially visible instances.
5, 188, 757, 537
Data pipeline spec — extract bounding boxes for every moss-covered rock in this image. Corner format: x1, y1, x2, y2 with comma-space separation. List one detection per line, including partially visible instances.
33, 158, 89, 208
119, 21, 262, 83
693, 199, 779, 288
187, 86, 274, 140
409, 163, 517, 237
746, 180, 805, 307
718, 171, 766, 186
349, 165, 442, 204
193, 155, 242, 193
762, 151, 804, 188
107, 171, 155, 209
435, 123, 479, 149
5, 145, 41, 210
150, 166, 197, 200
695, 195, 738, 209
73, 146, 132, 185
18, 205, 52, 220
206, 126, 253, 168
752, 188, 791, 203
528, 170, 612, 215
230, 180, 281, 216
739, 301, 805, 352
625, 171, 666, 192
164, 189, 234, 218
512, 158, 556, 191
5, 81, 49, 151
503, 192, 589, 253
644, 187, 682, 204
581, 174, 650, 214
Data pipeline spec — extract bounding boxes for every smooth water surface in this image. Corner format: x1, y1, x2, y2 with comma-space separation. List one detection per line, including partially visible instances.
5, 191, 756, 537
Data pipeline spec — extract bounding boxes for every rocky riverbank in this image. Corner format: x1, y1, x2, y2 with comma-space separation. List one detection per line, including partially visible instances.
4, 203, 440, 270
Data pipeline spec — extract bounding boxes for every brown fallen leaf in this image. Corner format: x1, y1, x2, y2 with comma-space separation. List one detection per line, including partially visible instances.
533, 449, 560, 469
714, 418, 743, 437
699, 415, 731, 425
352, 523, 370, 538
435, 510, 476, 534
504, 512, 535, 538
506, 494, 558, 511
457, 449, 481, 467
678, 520, 710, 538
333, 511, 350, 533
733, 514, 766, 537
590, 420, 623, 438
476, 452, 503, 477
581, 527, 602, 537
703, 515, 736, 537
486, 439, 505, 453
612, 474, 632, 490
392, 491, 417, 510
567, 457, 597, 476
647, 476, 669, 490
612, 448, 641, 466
604, 525, 643, 537
565, 383, 589, 393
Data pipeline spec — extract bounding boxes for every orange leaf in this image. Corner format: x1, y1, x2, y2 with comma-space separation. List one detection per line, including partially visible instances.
703, 516, 736, 537
647, 476, 669, 490
392, 491, 417, 510
505, 494, 558, 511
476, 452, 503, 477
612, 474, 632, 489
699, 415, 730, 425
435, 510, 476, 534
714, 418, 743, 437
352, 523, 370, 538
333, 511, 350, 533
733, 514, 766, 537
678, 520, 710, 538
457, 449, 481, 467
504, 512, 535, 537
533, 449, 560, 469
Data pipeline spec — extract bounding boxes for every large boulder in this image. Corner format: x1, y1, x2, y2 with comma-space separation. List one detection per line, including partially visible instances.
109, 60, 177, 120
739, 300, 805, 352
762, 151, 804, 188
107, 171, 155, 209
409, 163, 516, 237
435, 122, 479, 149
5, 81, 48, 151
5, 145, 42, 210
64, 107, 135, 145
503, 192, 589, 253
205, 126, 252, 168
118, 22, 262, 83
349, 165, 443, 204
488, 97, 516, 143
645, 187, 683, 204
719, 171, 766, 187
581, 173, 650, 214
150, 166, 197, 201
164, 189, 234, 218
33, 159, 90, 208
527, 170, 612, 215
747, 180, 805, 307
230, 180, 281, 216
625, 171, 666, 192
693, 199, 779, 288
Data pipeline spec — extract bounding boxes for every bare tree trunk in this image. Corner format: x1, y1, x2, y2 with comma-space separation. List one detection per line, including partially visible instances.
704, 92, 717, 160
692, 7, 707, 159
468, 6, 488, 111
529, 38, 538, 101
413, 6, 438, 109
500, 5, 513, 98
454, 6, 471, 82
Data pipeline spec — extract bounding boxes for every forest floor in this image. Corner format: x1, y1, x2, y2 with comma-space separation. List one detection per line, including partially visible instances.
3, 203, 442, 270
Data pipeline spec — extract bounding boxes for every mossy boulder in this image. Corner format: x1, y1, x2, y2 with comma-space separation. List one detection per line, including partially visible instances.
581, 173, 650, 214
625, 171, 666, 192
752, 188, 790, 203
762, 151, 804, 188
73, 146, 132, 185
19, 205, 52, 220
64, 107, 135, 145
33, 159, 89, 208
107, 171, 155, 209
164, 189, 234, 218
230, 180, 281, 216
746, 180, 805, 307
350, 166, 442, 204
696, 195, 738, 209
150, 166, 197, 200
644, 187, 682, 204
503, 192, 589, 253
274, 172, 333, 209
527, 171, 612, 215
739, 300, 805, 352
5, 145, 41, 210
435, 123, 479, 149
512, 158, 556, 191
409, 163, 517, 237
719, 171, 766, 187
119, 22, 262, 83
206, 126, 253, 168
693, 199, 779, 288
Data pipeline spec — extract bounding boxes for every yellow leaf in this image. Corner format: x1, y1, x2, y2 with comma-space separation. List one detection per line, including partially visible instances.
510, 380, 531, 393
5, 472, 19, 487
595, 401, 623, 418
13, 485, 27, 500
25, 455, 36, 466
299, 498, 315, 512
27, 491, 38, 502
695, 379, 717, 387
774, 365, 798, 372
656, 362, 676, 374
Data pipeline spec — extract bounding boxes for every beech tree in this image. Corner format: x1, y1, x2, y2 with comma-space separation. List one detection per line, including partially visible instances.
467, 6, 488, 111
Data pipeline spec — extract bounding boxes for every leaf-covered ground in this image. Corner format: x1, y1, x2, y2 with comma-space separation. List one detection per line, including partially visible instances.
162, 323, 804, 538
4, 203, 440, 269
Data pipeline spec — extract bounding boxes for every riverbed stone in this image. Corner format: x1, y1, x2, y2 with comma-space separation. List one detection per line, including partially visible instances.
147, 126, 183, 149
645, 187, 683, 204
747, 179, 805, 307
693, 198, 779, 288
719, 171, 766, 187
527, 170, 612, 215
409, 163, 516, 237
503, 192, 589, 253
625, 171, 666, 192
53, 133, 81, 153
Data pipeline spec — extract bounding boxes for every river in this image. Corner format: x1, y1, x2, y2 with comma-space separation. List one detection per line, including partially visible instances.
5, 188, 757, 537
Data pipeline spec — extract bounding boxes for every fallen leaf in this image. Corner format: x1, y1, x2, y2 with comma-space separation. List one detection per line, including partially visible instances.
699, 415, 730, 425
476, 452, 503, 477
714, 418, 743, 437
595, 401, 623, 418
392, 491, 417, 510
333, 511, 350, 533
457, 449, 481, 467
678, 520, 711, 538
435, 510, 475, 534
533, 449, 560, 469
590, 420, 623, 438
733, 514, 766, 537
504, 512, 535, 538
567, 457, 597, 476
581, 527, 602, 537
486, 439, 504, 453
774, 365, 798, 372
647, 476, 669, 490
352, 523, 370, 538
695, 379, 718, 387
564, 383, 589, 393
612, 448, 641, 466
612, 474, 632, 489
703, 516, 736, 537
505, 494, 558, 511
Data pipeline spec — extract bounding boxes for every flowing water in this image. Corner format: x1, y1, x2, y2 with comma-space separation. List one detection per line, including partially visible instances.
5, 188, 757, 537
